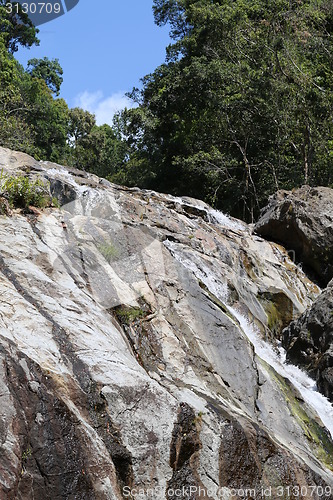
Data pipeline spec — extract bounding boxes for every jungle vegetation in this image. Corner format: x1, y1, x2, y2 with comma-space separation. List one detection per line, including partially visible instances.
1, 0, 333, 220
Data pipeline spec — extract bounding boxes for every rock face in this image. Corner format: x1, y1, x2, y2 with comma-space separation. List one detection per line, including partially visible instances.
0, 147, 332, 498
283, 283, 333, 403
254, 186, 333, 286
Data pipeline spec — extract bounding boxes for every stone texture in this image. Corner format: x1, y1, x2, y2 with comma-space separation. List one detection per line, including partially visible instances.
283, 283, 333, 402
254, 186, 333, 286
0, 147, 332, 498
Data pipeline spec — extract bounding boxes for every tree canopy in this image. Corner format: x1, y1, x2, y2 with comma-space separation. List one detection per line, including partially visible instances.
27, 57, 63, 96
116, 0, 333, 220
2, 0, 333, 220
0, 0, 40, 53
0, 41, 127, 175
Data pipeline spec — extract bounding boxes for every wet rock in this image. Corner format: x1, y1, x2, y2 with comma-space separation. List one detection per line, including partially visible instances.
219, 417, 331, 497
167, 403, 205, 499
0, 146, 332, 497
47, 177, 77, 206
255, 186, 333, 286
283, 286, 333, 402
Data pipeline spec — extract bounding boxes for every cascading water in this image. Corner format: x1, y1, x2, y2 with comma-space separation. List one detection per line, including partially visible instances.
164, 194, 247, 232
208, 208, 246, 232
2, 146, 333, 493
45, 166, 101, 215
164, 239, 333, 439
229, 306, 333, 438
45, 170, 333, 438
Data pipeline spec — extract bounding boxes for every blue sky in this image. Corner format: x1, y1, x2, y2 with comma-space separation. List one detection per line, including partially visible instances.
16, 0, 171, 125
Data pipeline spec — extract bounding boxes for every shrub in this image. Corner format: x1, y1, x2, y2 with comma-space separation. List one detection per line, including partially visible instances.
51, 196, 61, 208
114, 306, 145, 325
0, 171, 51, 209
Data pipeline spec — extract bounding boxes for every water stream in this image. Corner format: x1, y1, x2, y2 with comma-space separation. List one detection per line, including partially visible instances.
44, 166, 333, 438
165, 239, 333, 439
229, 306, 333, 438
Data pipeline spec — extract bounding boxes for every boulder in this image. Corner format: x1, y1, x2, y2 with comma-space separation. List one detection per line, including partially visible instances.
283, 282, 333, 402
0, 147, 332, 496
255, 186, 333, 286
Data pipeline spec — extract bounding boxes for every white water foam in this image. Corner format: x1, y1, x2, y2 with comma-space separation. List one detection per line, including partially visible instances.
208, 208, 246, 232
229, 307, 333, 438
46, 167, 73, 179
43, 166, 101, 215
164, 194, 246, 232
165, 241, 333, 438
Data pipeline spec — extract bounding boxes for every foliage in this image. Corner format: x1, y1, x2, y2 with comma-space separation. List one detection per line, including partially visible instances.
0, 40, 69, 161
51, 196, 60, 208
27, 57, 63, 95
28, 83, 70, 162
0, 0, 39, 53
67, 109, 129, 179
117, 0, 333, 220
67, 107, 96, 147
0, 40, 35, 152
0, 171, 50, 208
2, 1, 333, 221
0, 35, 127, 176
114, 306, 145, 325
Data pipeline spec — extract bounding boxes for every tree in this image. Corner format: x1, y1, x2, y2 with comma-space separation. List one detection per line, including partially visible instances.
84, 124, 128, 178
27, 57, 63, 96
0, 39, 35, 152
67, 107, 96, 148
0, 0, 39, 53
16, 72, 70, 162
121, 0, 333, 220
67, 111, 129, 178
0, 37, 70, 162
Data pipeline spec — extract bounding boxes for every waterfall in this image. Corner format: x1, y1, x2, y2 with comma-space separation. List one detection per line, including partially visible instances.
165, 239, 333, 439
229, 306, 333, 438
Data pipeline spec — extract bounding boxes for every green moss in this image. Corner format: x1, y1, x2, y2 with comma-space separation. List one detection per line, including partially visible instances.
22, 447, 32, 462
96, 241, 120, 263
258, 292, 293, 338
264, 361, 333, 470
266, 302, 281, 333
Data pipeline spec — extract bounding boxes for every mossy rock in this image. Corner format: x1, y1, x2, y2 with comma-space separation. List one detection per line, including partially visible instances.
264, 361, 333, 471
258, 291, 294, 339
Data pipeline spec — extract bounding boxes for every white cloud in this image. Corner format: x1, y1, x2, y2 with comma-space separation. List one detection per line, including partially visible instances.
74, 90, 135, 126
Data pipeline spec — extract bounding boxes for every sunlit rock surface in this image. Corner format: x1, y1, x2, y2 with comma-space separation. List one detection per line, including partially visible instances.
255, 186, 333, 287
0, 147, 332, 499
